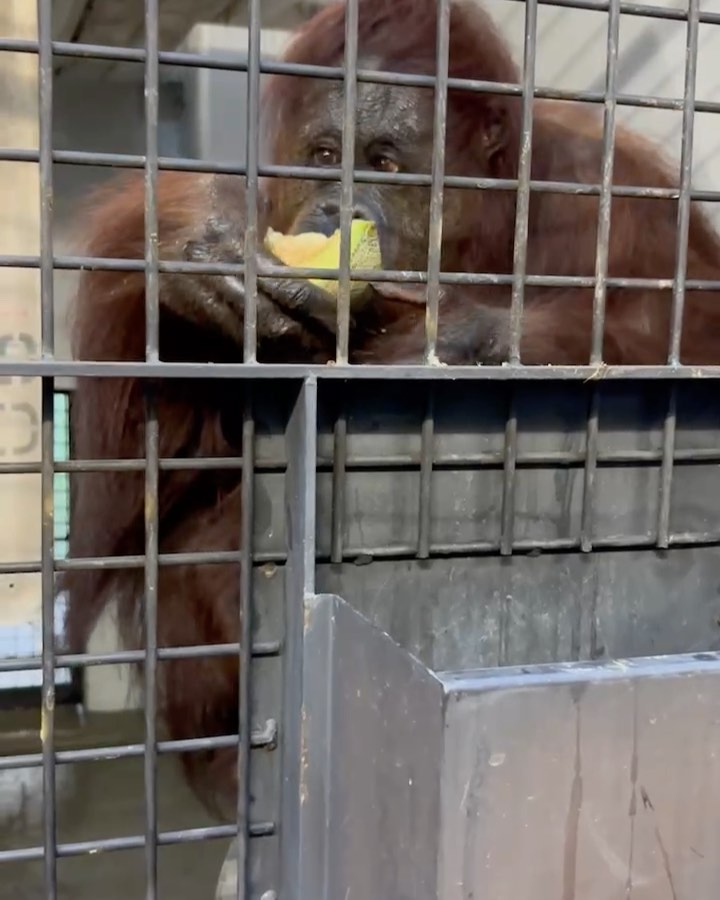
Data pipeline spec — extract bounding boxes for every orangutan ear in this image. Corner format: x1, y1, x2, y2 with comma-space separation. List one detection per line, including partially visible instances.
480, 99, 512, 164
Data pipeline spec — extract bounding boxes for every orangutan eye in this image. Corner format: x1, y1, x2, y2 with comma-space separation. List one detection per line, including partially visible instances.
312, 146, 341, 167
372, 153, 400, 174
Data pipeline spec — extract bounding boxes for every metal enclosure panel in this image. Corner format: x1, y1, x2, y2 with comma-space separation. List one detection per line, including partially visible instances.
125, 376, 719, 897
279, 377, 318, 900
299, 594, 445, 900
295, 597, 720, 900
438, 656, 720, 900
312, 380, 720, 671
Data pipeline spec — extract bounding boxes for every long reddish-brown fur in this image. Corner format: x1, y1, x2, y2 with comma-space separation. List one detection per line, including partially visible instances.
65, 0, 720, 816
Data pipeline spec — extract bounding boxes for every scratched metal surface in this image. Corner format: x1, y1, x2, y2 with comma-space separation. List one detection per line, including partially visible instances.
295, 596, 720, 900
438, 657, 720, 900
215, 377, 720, 898
298, 594, 445, 900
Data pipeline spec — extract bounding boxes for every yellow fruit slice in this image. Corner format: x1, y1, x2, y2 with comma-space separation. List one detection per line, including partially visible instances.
264, 219, 382, 298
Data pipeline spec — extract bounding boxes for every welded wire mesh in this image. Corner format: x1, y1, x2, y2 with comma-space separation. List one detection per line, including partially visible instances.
0, 1, 718, 898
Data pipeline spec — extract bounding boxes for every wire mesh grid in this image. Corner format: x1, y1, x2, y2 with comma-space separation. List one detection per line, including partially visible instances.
0, 0, 719, 898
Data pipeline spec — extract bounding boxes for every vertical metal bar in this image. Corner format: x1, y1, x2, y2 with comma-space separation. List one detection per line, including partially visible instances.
330, 407, 348, 565
236, 391, 256, 900
417, 388, 435, 559
40, 384, 56, 891
657, 387, 677, 549
328, 0, 359, 563
581, 0, 620, 553
500, 391, 518, 556
142, 390, 159, 900
500, 1, 537, 558
330, 0, 357, 557
657, 0, 699, 549
580, 388, 600, 552
667, 0, 699, 367
423, 0, 451, 365
507, 0, 538, 365
239, 10, 261, 884
335, 0, 359, 365
143, 0, 160, 363
37, 1, 57, 897
243, 0, 262, 363
143, 1, 160, 897
589, 0, 620, 363
280, 377, 318, 900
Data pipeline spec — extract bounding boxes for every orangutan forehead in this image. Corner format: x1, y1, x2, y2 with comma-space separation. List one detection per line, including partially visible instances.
295, 74, 431, 145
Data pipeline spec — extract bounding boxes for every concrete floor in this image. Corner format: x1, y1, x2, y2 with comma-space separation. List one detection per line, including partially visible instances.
0, 708, 229, 900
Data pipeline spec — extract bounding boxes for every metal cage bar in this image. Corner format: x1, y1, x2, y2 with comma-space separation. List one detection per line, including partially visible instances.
3, 147, 720, 205
37, 0, 57, 897
236, 1, 263, 894
417, 0, 450, 558
141, 2, 162, 897
656, 0, 701, 550
508, 0, 538, 365
423, 0, 451, 363
237, 395, 256, 898
330, 406, 348, 565
336, 0, 360, 364
8, 253, 720, 290
499, 0, 539, 556
417, 389, 436, 560
328, 0, 361, 567
242, 0, 262, 365
580, 0, 621, 554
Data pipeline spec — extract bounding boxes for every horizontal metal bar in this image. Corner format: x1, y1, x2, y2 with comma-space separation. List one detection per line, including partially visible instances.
0, 360, 718, 381
0, 548, 289, 575
0, 822, 275, 864
0, 551, 243, 575
309, 530, 720, 561
3, 446, 720, 478
440, 648, 720, 693
4, 253, 720, 295
5, 445, 720, 478
518, 0, 717, 19
0, 2, 716, 70
519, 0, 719, 22
4, 529, 720, 599
0, 721, 278, 772
400, 447, 720, 468
0, 459, 250, 475
353, 530, 720, 557
4, 147, 720, 204
0, 642, 281, 674
0, 456, 270, 475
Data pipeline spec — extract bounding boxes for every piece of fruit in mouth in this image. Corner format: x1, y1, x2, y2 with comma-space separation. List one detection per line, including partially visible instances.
264, 219, 382, 298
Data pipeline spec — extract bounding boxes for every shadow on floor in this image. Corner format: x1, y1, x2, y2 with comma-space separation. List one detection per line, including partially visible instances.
0, 708, 230, 900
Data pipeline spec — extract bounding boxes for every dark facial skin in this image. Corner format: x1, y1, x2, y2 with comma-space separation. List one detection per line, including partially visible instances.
181, 74, 463, 355
180, 55, 519, 365
266, 77, 437, 269
262, 71, 484, 277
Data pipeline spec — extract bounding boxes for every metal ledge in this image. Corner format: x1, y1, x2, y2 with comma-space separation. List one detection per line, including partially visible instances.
298, 594, 720, 900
